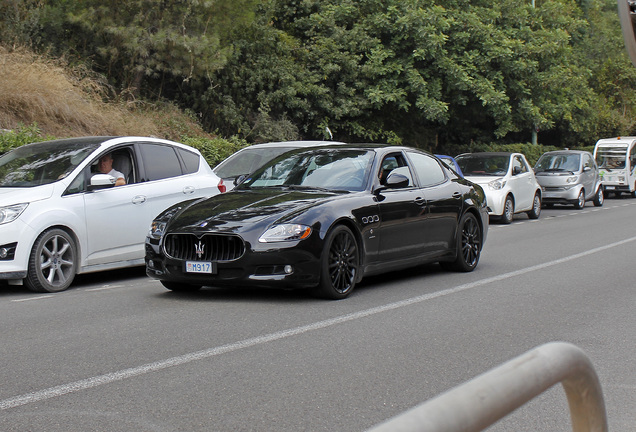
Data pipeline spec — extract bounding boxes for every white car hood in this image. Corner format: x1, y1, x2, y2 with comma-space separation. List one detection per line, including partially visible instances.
464, 175, 501, 187
0, 184, 55, 206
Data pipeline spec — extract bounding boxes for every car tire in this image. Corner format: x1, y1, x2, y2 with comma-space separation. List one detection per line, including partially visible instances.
25, 228, 78, 293
441, 212, 482, 272
574, 190, 585, 209
526, 193, 541, 219
316, 225, 359, 300
500, 195, 514, 224
160, 281, 202, 292
593, 187, 604, 207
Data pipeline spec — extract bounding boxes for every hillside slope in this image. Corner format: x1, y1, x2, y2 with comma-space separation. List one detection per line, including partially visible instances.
0, 47, 209, 140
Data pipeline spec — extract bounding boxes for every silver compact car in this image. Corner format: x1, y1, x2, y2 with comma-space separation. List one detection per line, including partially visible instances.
534, 150, 604, 209
0, 136, 225, 292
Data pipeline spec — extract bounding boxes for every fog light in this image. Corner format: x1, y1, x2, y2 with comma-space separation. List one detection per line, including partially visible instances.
0, 248, 7, 259
284, 265, 293, 275
148, 260, 155, 269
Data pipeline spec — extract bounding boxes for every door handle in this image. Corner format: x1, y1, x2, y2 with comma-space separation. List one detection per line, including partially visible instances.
183, 186, 195, 194
132, 195, 147, 204
452, 192, 462, 198
414, 197, 426, 206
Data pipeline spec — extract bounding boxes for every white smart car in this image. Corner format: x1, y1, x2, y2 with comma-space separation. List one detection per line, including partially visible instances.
456, 152, 542, 224
0, 136, 225, 292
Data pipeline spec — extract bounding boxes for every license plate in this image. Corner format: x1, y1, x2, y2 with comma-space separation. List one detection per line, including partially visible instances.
185, 261, 216, 274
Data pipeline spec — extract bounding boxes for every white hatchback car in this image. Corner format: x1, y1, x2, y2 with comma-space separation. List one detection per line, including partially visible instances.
455, 152, 542, 224
0, 136, 225, 292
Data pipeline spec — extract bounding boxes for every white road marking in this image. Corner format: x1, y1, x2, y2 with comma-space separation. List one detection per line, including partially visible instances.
11, 295, 53, 303
2, 234, 636, 411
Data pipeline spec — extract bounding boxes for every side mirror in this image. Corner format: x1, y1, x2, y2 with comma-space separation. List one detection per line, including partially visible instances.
234, 174, 248, 186
618, 0, 636, 68
385, 172, 410, 189
89, 173, 116, 190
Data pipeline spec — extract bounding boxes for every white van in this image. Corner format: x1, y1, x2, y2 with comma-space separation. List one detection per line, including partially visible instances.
593, 137, 636, 197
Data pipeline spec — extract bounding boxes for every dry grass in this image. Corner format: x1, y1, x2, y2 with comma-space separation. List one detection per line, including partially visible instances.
0, 46, 209, 140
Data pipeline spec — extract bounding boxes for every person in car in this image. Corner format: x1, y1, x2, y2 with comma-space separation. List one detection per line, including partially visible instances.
98, 153, 126, 186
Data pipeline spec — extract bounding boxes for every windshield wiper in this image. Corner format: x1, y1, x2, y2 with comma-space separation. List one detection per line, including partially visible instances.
285, 185, 338, 193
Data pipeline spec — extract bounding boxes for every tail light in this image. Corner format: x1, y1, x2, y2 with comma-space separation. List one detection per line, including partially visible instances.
218, 178, 226, 193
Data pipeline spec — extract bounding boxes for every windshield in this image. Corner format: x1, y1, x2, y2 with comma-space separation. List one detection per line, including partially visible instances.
535, 153, 580, 173
456, 154, 510, 176
595, 146, 627, 170
214, 147, 295, 179
240, 149, 373, 192
0, 141, 99, 187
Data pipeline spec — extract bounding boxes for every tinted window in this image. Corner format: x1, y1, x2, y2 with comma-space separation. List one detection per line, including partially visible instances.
407, 151, 446, 187
178, 148, 200, 174
139, 144, 182, 181
379, 153, 413, 186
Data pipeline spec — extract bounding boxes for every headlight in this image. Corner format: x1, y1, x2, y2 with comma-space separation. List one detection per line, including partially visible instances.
488, 179, 506, 190
566, 176, 578, 183
148, 206, 182, 239
0, 203, 28, 225
149, 221, 168, 239
259, 224, 312, 243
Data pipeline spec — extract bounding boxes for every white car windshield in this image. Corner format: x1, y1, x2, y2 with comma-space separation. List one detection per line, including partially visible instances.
456, 154, 510, 176
0, 141, 98, 187
240, 149, 373, 192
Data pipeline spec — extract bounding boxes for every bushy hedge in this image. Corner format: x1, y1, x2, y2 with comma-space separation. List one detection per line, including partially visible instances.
181, 136, 250, 168
0, 123, 51, 154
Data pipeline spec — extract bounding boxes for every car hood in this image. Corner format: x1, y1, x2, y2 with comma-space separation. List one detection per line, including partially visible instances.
0, 184, 55, 206
463, 175, 502, 186
167, 188, 340, 234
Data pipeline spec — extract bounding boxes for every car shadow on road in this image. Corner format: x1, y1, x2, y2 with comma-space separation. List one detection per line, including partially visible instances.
151, 263, 446, 304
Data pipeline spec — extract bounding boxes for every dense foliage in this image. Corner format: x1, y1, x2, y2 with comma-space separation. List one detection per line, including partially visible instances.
1, 0, 635, 153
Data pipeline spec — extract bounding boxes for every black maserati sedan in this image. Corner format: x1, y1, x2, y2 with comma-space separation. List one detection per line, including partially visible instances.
145, 145, 489, 299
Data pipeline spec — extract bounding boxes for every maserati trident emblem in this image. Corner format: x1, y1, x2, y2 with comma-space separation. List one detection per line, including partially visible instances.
194, 241, 205, 259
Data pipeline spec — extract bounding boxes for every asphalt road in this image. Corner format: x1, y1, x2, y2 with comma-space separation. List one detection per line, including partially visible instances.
1, 197, 635, 431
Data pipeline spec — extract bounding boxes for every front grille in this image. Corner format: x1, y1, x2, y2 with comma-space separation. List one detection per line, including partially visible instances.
163, 233, 245, 261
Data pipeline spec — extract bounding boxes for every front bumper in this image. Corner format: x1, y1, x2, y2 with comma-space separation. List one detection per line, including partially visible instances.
483, 189, 507, 216
541, 185, 583, 204
145, 236, 322, 289
0, 219, 36, 281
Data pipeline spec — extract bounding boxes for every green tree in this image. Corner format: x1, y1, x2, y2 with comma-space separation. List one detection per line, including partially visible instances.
203, 0, 611, 149
29, 0, 257, 99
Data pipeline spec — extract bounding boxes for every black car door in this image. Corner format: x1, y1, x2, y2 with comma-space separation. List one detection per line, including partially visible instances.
406, 151, 463, 256
374, 152, 429, 263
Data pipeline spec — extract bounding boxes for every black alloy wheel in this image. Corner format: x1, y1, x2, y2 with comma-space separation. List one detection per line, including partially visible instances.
317, 225, 359, 300
442, 212, 482, 272
26, 228, 78, 293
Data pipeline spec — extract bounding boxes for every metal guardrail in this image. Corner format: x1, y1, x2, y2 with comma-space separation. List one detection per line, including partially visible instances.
367, 342, 608, 432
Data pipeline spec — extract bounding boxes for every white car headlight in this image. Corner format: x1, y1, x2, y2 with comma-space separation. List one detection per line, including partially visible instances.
259, 224, 312, 243
0, 203, 28, 225
488, 179, 506, 190
566, 176, 578, 183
